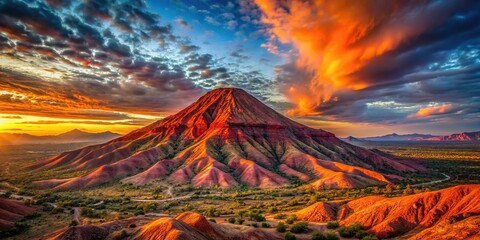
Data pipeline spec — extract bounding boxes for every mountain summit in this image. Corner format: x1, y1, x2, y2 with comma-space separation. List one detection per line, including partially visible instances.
33, 88, 423, 190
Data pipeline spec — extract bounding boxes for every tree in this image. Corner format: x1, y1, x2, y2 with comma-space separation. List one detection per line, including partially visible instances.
311, 232, 326, 240
325, 232, 339, 240
326, 221, 339, 229
276, 222, 287, 232
285, 232, 296, 240
385, 184, 393, 194
404, 184, 414, 195
286, 215, 297, 224
290, 221, 309, 233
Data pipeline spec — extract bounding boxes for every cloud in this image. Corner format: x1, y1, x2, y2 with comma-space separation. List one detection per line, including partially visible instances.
251, 0, 480, 127
254, 0, 477, 115
409, 104, 456, 118
205, 16, 221, 26
0, 115, 22, 119
176, 18, 192, 29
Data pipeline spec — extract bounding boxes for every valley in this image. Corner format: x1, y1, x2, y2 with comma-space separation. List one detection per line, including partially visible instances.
0, 134, 478, 239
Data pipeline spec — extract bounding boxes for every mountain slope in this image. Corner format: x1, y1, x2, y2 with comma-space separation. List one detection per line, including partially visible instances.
0, 129, 121, 145
33, 88, 422, 190
0, 198, 36, 231
296, 184, 480, 239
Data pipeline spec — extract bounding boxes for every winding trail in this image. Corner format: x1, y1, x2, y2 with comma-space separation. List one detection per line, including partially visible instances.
73, 207, 82, 225
412, 173, 451, 188
131, 193, 193, 203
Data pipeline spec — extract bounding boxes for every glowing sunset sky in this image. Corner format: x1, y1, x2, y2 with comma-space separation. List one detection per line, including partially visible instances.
0, 0, 479, 137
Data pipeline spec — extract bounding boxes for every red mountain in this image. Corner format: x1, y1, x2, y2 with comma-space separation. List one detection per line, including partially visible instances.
426, 131, 480, 141
33, 88, 423, 190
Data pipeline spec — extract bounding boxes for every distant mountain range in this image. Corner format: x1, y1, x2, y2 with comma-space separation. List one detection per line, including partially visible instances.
0, 129, 121, 145
343, 131, 480, 142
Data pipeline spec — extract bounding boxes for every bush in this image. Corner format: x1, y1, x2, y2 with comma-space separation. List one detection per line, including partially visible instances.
276, 222, 287, 232
208, 218, 216, 223
134, 210, 144, 216
355, 230, 370, 239
237, 218, 245, 225
311, 232, 327, 240
261, 222, 271, 228
274, 213, 286, 219
228, 217, 236, 224
290, 221, 309, 233
251, 222, 258, 228
285, 215, 297, 224
338, 223, 362, 238
325, 232, 339, 240
250, 213, 266, 222
285, 232, 296, 240
268, 206, 278, 213
204, 207, 220, 217
361, 235, 378, 240
326, 221, 339, 229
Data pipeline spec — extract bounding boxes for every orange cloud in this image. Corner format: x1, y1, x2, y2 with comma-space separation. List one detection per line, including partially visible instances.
410, 104, 454, 118
254, 0, 460, 115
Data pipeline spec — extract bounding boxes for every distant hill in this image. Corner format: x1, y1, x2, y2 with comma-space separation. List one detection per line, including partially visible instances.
356, 133, 437, 141
346, 131, 480, 142
426, 131, 480, 141
0, 129, 121, 145
342, 136, 366, 143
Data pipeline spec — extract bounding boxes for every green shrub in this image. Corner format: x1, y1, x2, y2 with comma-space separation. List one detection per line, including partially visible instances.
326, 221, 339, 229
204, 207, 220, 217
261, 222, 271, 228
285, 215, 297, 224
355, 230, 370, 239
338, 223, 362, 238
250, 213, 266, 222
237, 218, 245, 225
290, 221, 309, 233
285, 232, 296, 240
311, 232, 326, 240
208, 218, 216, 223
325, 232, 339, 240
251, 222, 258, 228
268, 206, 278, 213
274, 213, 286, 219
228, 217, 236, 224
276, 222, 287, 232
361, 235, 378, 240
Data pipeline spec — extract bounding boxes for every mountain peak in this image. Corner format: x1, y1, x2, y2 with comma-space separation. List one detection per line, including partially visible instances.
145, 88, 307, 137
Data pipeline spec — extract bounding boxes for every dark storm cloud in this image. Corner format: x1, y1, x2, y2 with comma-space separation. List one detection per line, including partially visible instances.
273, 2, 480, 124
0, 0, 221, 119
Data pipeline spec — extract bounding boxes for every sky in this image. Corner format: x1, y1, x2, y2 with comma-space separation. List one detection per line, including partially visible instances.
0, 0, 479, 137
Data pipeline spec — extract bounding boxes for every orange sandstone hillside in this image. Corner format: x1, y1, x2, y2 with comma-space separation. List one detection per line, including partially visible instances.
296, 184, 480, 239
0, 198, 35, 231
47, 212, 279, 240
33, 88, 422, 190
133, 212, 279, 240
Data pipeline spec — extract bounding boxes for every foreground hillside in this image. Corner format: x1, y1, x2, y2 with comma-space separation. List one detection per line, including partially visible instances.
296, 184, 480, 239
0, 198, 35, 231
47, 212, 280, 240
37, 184, 480, 240
33, 88, 422, 191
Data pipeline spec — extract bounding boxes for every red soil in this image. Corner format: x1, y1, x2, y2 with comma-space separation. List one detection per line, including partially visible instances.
0, 198, 35, 231
33, 88, 422, 190
296, 184, 480, 239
